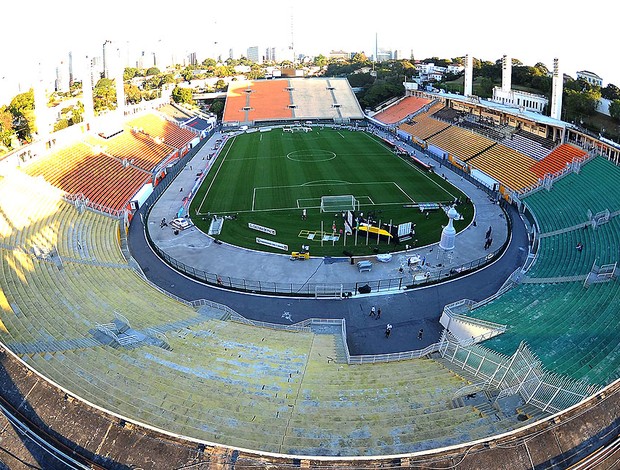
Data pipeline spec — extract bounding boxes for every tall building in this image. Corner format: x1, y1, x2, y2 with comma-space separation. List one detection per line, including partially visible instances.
34, 64, 51, 137
247, 46, 262, 64
68, 51, 74, 86
55, 61, 69, 93
103, 40, 115, 79
576, 70, 603, 87
82, 55, 95, 122
492, 54, 547, 113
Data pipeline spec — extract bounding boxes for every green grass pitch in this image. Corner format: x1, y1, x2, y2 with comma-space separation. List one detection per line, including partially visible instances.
189, 128, 473, 256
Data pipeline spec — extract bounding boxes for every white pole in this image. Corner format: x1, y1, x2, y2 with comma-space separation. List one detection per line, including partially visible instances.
366, 223, 369, 245
321, 220, 324, 247
388, 219, 393, 244
355, 220, 358, 246
377, 219, 381, 245
344, 230, 347, 246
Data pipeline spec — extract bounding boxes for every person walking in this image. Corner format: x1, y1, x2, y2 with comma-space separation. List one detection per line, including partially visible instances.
376, 308, 381, 319
369, 306, 376, 317
385, 324, 392, 338
418, 328, 424, 340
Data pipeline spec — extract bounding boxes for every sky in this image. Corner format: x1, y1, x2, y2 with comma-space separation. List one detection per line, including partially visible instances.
1, 0, 616, 104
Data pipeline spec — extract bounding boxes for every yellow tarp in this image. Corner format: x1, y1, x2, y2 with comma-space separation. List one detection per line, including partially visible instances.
356, 225, 393, 238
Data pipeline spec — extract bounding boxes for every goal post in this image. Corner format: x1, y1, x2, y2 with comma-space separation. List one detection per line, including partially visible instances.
320, 195, 357, 212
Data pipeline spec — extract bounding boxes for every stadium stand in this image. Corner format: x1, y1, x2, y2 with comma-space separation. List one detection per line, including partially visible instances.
398, 104, 450, 142
19, 145, 150, 213
372, 96, 432, 124
223, 80, 251, 122
127, 113, 197, 151
526, 217, 620, 279
426, 126, 496, 162
158, 103, 194, 123
501, 129, 555, 161
530, 143, 588, 179
290, 79, 339, 120
523, 157, 620, 233
467, 144, 539, 192
86, 128, 175, 172
223, 78, 363, 124
247, 79, 294, 121
467, 280, 620, 386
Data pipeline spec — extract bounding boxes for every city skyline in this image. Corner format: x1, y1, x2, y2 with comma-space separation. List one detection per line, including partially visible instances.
1, 0, 616, 104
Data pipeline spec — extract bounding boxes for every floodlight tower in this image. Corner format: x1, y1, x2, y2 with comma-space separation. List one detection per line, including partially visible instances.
550, 58, 563, 120
501, 54, 512, 92
289, 11, 295, 64
464, 54, 473, 97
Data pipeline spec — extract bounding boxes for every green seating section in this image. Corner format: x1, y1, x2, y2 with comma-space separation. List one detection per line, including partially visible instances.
523, 157, 620, 233
528, 217, 620, 279
468, 281, 620, 385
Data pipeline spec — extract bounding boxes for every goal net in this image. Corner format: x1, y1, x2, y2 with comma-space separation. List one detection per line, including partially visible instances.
320, 195, 357, 212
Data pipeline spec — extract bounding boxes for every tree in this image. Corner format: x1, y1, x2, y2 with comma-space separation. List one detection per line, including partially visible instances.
93, 78, 117, 113
314, 54, 328, 67
9, 89, 36, 142
352, 52, 368, 63
609, 99, 620, 121
202, 58, 217, 68
125, 83, 142, 104
477, 77, 494, 98
172, 86, 193, 105
145, 67, 161, 76
214, 79, 227, 91
602, 84, 620, 101
0, 106, 15, 148
209, 99, 225, 118
124, 67, 141, 81
181, 67, 193, 82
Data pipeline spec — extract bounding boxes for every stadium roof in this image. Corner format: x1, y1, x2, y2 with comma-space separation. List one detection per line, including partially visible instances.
431, 91, 567, 128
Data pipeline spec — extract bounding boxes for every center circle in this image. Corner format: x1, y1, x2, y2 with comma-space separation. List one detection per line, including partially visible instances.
286, 149, 336, 162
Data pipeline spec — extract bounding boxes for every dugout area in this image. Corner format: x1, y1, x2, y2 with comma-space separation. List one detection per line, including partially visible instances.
189, 128, 473, 257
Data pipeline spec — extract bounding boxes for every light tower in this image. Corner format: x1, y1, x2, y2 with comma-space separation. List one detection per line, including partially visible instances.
464, 54, 473, 97
550, 58, 563, 120
82, 56, 95, 122
501, 55, 512, 92
34, 63, 51, 139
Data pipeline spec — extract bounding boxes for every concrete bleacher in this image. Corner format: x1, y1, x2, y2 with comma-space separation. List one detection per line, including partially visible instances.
468, 280, 620, 386
426, 126, 496, 162
290, 79, 340, 120
17, 318, 521, 455
527, 217, 620, 279
223, 78, 363, 124
530, 143, 588, 179
398, 104, 450, 142
222, 80, 251, 122
373, 96, 432, 125
523, 157, 620, 233
127, 113, 197, 151
87, 128, 174, 172
502, 129, 554, 161
21, 146, 150, 213
247, 80, 293, 121
467, 144, 539, 192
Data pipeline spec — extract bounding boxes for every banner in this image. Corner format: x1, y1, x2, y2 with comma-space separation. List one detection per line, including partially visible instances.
248, 223, 276, 236
256, 237, 288, 251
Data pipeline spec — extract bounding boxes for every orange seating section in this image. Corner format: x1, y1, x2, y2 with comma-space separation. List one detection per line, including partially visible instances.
248, 80, 293, 121
467, 144, 539, 191
22, 143, 149, 212
374, 97, 432, 124
530, 144, 587, 179
399, 116, 450, 143
127, 114, 196, 150
223, 81, 251, 122
427, 126, 495, 162
87, 129, 174, 172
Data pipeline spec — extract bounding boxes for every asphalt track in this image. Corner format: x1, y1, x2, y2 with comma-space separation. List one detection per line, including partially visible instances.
128, 199, 529, 356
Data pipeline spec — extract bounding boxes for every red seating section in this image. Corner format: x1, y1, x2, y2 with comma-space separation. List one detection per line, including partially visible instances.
530, 144, 587, 179
374, 97, 432, 124
127, 114, 196, 150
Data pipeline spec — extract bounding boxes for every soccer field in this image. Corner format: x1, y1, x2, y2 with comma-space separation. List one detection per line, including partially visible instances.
190, 128, 473, 256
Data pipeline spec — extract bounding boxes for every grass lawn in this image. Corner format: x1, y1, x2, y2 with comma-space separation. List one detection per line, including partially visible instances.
189, 128, 473, 256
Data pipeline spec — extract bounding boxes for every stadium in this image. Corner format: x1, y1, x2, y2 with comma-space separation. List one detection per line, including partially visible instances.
0, 54, 619, 470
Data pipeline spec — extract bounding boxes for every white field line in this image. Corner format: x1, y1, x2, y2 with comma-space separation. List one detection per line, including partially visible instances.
196, 135, 236, 214
393, 181, 416, 203
362, 131, 458, 200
